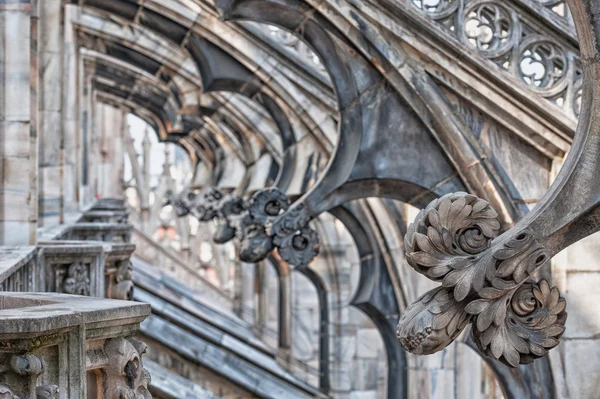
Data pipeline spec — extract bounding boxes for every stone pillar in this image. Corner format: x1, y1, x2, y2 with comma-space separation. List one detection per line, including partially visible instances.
97, 104, 125, 199
150, 144, 172, 236
79, 60, 95, 206
62, 4, 79, 214
279, 263, 292, 350
0, 0, 39, 245
140, 128, 151, 234
38, 0, 64, 227
256, 261, 268, 332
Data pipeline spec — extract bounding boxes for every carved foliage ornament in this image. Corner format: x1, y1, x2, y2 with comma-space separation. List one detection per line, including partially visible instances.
238, 189, 320, 267
397, 193, 567, 367
62, 262, 90, 296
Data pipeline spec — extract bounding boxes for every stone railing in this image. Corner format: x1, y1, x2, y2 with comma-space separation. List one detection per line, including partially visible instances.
403, 0, 581, 119
78, 210, 129, 224
91, 198, 128, 212
0, 199, 137, 302
0, 247, 40, 292
37, 241, 104, 297
0, 292, 151, 399
131, 227, 234, 310
58, 223, 133, 243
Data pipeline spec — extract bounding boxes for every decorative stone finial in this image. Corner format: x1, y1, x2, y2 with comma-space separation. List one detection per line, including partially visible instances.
397, 192, 567, 367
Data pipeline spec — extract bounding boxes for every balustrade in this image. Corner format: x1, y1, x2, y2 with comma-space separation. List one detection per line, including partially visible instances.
0, 292, 151, 399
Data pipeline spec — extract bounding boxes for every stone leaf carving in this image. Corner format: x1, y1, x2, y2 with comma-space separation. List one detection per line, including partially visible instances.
10, 354, 43, 376
0, 354, 53, 399
398, 192, 567, 367
62, 262, 91, 296
397, 287, 471, 355
468, 279, 567, 366
238, 188, 290, 263
271, 204, 320, 267
237, 190, 321, 267
273, 226, 320, 267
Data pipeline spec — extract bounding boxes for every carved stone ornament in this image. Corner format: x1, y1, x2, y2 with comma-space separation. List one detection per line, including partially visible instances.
270, 204, 320, 267
234, 189, 321, 266
109, 261, 134, 300
10, 354, 43, 376
0, 385, 19, 399
238, 188, 289, 263
35, 385, 59, 399
397, 192, 567, 367
191, 188, 223, 222
0, 354, 57, 399
62, 262, 90, 296
104, 338, 152, 399
164, 189, 195, 218
212, 195, 248, 244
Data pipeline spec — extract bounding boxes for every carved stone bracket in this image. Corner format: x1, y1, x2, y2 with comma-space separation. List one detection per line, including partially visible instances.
109, 260, 134, 301
191, 188, 224, 222
165, 187, 250, 244
104, 338, 151, 399
164, 189, 196, 218
236, 189, 321, 267
213, 194, 248, 244
0, 354, 59, 399
397, 192, 567, 367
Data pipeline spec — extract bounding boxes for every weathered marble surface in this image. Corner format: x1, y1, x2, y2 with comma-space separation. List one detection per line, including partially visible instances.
0, 292, 151, 398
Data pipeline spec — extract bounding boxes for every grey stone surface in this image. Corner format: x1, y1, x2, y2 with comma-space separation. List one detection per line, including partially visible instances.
4, 0, 600, 397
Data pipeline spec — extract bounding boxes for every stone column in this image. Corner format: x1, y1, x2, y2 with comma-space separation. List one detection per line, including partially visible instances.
256, 261, 268, 333
0, 0, 39, 245
38, 0, 64, 227
97, 104, 125, 198
62, 4, 79, 214
279, 263, 292, 350
78, 58, 95, 206
150, 144, 172, 235
140, 128, 151, 233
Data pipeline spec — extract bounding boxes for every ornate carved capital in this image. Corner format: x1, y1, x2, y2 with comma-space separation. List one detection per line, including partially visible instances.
397, 192, 567, 367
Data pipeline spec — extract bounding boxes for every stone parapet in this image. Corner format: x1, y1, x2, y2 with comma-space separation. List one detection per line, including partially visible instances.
0, 292, 151, 398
